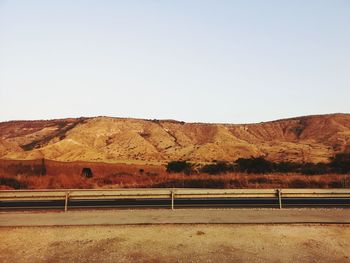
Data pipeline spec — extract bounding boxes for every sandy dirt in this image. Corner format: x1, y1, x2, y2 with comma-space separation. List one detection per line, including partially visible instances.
1, 209, 350, 226
0, 224, 349, 263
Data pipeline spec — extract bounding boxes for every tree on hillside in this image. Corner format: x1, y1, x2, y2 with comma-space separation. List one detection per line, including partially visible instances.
200, 161, 233, 175
166, 161, 193, 175
235, 157, 273, 174
330, 153, 350, 173
82, 167, 93, 178
41, 158, 47, 176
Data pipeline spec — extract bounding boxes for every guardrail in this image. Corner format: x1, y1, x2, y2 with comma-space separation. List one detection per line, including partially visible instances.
1, 188, 350, 211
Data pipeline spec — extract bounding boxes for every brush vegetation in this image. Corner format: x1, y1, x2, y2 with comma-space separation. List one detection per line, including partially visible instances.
0, 158, 349, 190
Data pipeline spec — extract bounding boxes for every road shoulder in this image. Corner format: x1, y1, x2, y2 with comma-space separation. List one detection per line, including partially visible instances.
1, 208, 350, 226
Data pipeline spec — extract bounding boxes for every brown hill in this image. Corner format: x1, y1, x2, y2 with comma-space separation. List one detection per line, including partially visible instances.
0, 114, 349, 164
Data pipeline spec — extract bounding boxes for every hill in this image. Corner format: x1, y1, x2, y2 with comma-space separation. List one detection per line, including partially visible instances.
1, 113, 350, 164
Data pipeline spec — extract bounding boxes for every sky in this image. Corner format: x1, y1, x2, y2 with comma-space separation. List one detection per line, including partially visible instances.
0, 0, 349, 124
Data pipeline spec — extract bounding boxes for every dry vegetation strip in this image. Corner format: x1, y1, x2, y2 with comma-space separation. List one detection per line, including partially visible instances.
0, 159, 349, 190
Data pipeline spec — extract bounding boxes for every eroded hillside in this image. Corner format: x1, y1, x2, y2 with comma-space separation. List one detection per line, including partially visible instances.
0, 114, 349, 164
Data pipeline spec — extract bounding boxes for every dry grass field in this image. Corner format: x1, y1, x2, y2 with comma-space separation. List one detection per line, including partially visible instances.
0, 159, 349, 189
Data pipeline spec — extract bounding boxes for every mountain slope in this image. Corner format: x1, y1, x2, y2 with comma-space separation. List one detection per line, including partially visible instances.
0, 114, 349, 164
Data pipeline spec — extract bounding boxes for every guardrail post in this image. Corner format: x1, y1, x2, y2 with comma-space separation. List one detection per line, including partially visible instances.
171, 190, 175, 210
277, 189, 282, 209
65, 191, 70, 212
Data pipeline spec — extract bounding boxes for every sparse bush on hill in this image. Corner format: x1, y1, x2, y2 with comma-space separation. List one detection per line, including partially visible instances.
0, 177, 26, 189
248, 177, 270, 184
200, 162, 234, 175
235, 157, 273, 174
40, 158, 47, 176
139, 131, 151, 138
81, 167, 93, 178
7, 161, 47, 176
153, 179, 226, 188
299, 162, 329, 175
273, 162, 300, 173
289, 179, 308, 188
7, 163, 32, 175
328, 180, 343, 188
228, 179, 245, 188
330, 153, 350, 174
166, 161, 193, 175
195, 155, 349, 175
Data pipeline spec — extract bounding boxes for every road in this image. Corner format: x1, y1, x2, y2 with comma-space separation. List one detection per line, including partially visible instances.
1, 197, 350, 211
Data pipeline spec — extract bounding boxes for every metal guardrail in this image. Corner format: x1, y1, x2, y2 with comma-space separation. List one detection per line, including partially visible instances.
1, 188, 350, 211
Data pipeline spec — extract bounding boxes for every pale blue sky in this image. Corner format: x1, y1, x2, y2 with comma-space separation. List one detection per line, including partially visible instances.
0, 0, 349, 123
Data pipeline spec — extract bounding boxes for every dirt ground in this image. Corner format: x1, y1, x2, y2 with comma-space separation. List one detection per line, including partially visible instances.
0, 224, 349, 263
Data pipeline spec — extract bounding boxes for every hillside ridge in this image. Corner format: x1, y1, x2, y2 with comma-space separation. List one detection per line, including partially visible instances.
1, 113, 349, 164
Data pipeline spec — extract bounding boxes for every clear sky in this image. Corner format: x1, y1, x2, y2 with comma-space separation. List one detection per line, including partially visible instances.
0, 1, 349, 124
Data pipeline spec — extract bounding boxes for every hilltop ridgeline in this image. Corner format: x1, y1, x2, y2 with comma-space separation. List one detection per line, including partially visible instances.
0, 113, 350, 164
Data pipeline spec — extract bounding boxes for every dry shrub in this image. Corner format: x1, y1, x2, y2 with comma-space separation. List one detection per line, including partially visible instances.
0, 159, 348, 189
19, 176, 48, 189
0, 177, 24, 189
328, 181, 343, 188
248, 177, 270, 184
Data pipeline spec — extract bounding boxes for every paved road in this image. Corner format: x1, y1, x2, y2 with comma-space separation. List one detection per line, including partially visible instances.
2, 197, 350, 211
1, 209, 349, 226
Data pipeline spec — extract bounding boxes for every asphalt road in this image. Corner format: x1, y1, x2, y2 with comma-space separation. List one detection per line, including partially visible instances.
1, 197, 350, 211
